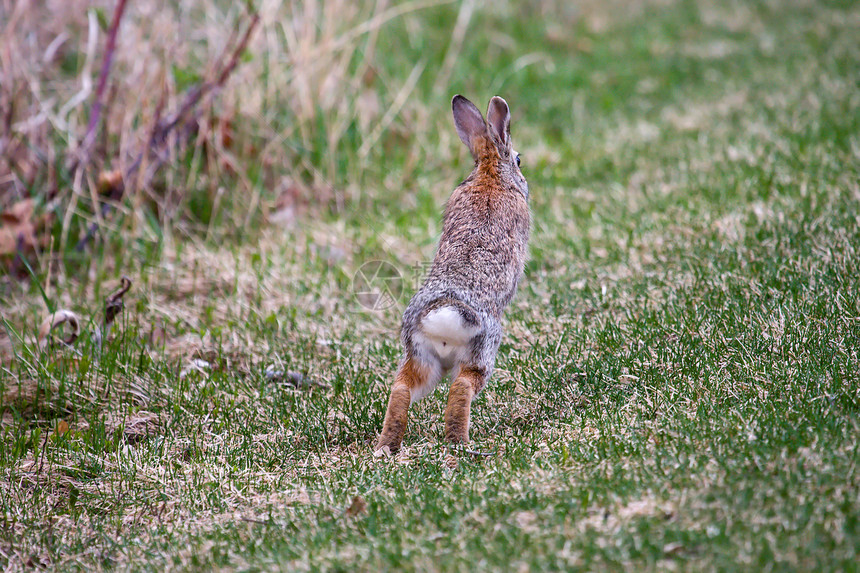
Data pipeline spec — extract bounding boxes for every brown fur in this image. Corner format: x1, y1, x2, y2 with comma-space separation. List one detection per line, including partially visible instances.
375, 358, 429, 452
470, 136, 501, 176
444, 367, 485, 444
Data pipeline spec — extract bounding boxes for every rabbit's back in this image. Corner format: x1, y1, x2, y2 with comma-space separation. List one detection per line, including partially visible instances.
427, 176, 530, 317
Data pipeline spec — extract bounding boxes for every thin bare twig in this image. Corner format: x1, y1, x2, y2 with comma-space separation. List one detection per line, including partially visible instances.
69, 0, 129, 173
104, 275, 132, 327
446, 445, 497, 457
149, 11, 261, 148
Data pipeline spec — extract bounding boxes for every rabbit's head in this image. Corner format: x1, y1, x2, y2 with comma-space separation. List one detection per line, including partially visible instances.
452, 94, 528, 199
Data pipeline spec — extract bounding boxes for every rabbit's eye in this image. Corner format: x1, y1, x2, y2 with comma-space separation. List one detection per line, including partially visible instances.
516, 154, 521, 167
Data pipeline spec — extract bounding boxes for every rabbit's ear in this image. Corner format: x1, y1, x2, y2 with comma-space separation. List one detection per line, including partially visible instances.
487, 96, 510, 151
452, 95, 487, 157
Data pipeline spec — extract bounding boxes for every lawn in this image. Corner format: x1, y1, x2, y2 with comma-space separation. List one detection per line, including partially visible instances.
1, 0, 859, 570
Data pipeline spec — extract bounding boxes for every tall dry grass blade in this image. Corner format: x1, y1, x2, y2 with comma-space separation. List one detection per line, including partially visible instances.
359, 59, 427, 159
433, 0, 475, 96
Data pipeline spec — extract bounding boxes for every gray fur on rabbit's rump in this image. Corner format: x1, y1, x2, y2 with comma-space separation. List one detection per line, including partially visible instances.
401, 291, 504, 402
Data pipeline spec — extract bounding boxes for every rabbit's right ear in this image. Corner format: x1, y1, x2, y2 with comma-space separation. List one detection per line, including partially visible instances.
452, 95, 487, 158
486, 96, 511, 151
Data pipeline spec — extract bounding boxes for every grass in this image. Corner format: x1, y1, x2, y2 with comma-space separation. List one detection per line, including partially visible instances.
2, 0, 859, 570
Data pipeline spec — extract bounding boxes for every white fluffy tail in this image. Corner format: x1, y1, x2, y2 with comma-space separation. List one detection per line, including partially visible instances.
419, 307, 481, 367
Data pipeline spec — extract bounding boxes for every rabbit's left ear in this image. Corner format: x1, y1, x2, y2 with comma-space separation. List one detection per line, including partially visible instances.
487, 96, 511, 150
453, 95, 487, 157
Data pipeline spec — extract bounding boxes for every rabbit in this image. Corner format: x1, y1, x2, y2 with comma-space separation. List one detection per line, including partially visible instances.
374, 94, 530, 454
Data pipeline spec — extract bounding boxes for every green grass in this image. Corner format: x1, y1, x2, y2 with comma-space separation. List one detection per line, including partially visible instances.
2, 0, 859, 570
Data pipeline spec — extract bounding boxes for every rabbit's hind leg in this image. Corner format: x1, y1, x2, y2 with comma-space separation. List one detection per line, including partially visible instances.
375, 357, 438, 453
444, 366, 486, 445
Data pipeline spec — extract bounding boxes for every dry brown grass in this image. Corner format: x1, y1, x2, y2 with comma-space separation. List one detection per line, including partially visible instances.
0, 0, 466, 265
